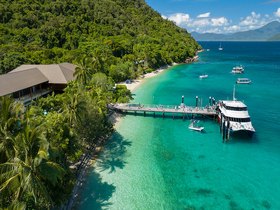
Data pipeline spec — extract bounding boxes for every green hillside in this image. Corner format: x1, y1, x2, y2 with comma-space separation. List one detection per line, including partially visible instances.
0, 0, 201, 81
267, 33, 280, 41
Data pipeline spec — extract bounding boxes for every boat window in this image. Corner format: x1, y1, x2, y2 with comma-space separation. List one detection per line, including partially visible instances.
223, 104, 247, 111
229, 117, 251, 122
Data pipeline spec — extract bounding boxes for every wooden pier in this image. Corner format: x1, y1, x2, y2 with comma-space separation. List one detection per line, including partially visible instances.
108, 103, 217, 119
109, 102, 233, 142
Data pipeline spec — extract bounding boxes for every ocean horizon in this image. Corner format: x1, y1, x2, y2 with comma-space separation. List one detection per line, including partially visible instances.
78, 41, 280, 210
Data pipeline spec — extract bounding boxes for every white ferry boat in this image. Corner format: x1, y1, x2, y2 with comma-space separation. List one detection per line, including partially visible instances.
231, 65, 244, 74
236, 78, 251, 84
217, 93, 255, 137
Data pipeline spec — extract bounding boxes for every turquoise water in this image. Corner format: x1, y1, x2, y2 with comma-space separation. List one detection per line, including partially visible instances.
78, 42, 280, 210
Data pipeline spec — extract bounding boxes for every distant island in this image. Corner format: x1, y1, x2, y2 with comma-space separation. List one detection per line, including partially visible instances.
191, 21, 280, 41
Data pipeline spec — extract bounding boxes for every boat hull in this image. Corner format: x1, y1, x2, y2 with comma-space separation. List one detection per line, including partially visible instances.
218, 114, 255, 138
236, 82, 250, 84
189, 126, 204, 131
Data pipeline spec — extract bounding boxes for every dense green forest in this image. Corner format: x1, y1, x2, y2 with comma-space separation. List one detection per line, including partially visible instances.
0, 0, 201, 208
0, 0, 201, 80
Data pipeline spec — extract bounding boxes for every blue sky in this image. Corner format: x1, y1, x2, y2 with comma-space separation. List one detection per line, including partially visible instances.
145, 0, 280, 34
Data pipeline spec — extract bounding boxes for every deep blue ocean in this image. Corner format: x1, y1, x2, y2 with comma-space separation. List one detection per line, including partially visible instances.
78, 42, 280, 210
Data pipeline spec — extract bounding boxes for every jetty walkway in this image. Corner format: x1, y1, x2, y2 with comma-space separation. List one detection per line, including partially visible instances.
108, 103, 217, 119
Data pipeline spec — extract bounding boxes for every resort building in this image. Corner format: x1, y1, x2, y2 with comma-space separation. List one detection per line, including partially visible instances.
0, 63, 77, 104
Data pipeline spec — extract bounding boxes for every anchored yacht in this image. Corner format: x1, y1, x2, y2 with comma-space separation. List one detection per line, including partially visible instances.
199, 74, 208, 79
231, 65, 244, 74
217, 91, 255, 137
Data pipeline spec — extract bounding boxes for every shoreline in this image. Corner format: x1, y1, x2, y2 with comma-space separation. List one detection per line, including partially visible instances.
67, 54, 201, 209
111, 55, 201, 126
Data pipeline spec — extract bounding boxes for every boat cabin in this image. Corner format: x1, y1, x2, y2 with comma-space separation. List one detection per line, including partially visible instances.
236, 78, 251, 84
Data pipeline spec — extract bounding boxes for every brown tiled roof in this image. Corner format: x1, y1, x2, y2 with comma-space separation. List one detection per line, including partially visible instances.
10, 63, 77, 84
0, 63, 77, 97
0, 68, 48, 97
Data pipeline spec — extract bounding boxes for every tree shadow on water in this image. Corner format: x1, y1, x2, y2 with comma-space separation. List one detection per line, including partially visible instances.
77, 132, 131, 209
96, 131, 131, 173
78, 171, 116, 209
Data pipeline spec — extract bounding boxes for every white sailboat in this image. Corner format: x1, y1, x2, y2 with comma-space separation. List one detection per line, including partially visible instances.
219, 43, 223, 50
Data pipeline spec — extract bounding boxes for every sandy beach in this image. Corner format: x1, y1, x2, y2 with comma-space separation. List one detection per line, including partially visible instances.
116, 63, 178, 91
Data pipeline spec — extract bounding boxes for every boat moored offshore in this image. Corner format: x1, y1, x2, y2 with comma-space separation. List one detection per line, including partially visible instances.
199, 74, 208, 79
236, 78, 251, 84
231, 65, 244, 74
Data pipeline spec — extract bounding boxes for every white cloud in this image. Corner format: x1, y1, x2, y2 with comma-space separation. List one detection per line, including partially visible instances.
211, 17, 229, 26
252, 12, 261, 19
191, 19, 211, 27
239, 12, 261, 26
274, 8, 280, 17
166, 10, 274, 34
168, 13, 192, 26
223, 25, 242, 33
162, 15, 167, 19
197, 12, 210, 18
205, 28, 222, 33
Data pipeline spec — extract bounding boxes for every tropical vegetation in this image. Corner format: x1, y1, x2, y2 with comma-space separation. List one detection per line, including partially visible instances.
0, 72, 133, 208
0, 0, 202, 208
0, 0, 201, 79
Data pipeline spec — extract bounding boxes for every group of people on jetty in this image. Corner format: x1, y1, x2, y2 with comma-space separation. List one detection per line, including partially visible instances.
128, 103, 214, 112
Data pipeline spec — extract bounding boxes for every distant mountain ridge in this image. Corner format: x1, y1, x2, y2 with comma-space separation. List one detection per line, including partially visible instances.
267, 33, 280, 41
191, 21, 280, 41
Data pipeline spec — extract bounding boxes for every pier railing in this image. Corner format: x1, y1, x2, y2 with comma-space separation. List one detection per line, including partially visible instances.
110, 103, 217, 114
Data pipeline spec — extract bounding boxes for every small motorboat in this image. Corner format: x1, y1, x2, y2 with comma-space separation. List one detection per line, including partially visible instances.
236, 78, 251, 84
199, 74, 208, 79
188, 120, 204, 131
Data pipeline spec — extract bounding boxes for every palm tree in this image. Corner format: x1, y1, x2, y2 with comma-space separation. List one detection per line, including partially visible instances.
2, 201, 25, 210
0, 95, 22, 163
91, 49, 102, 74
0, 111, 65, 208
91, 49, 110, 74
74, 56, 93, 85
63, 86, 87, 126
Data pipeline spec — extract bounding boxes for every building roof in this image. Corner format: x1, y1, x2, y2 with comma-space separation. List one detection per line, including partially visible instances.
0, 68, 49, 97
0, 63, 77, 97
9, 63, 77, 84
